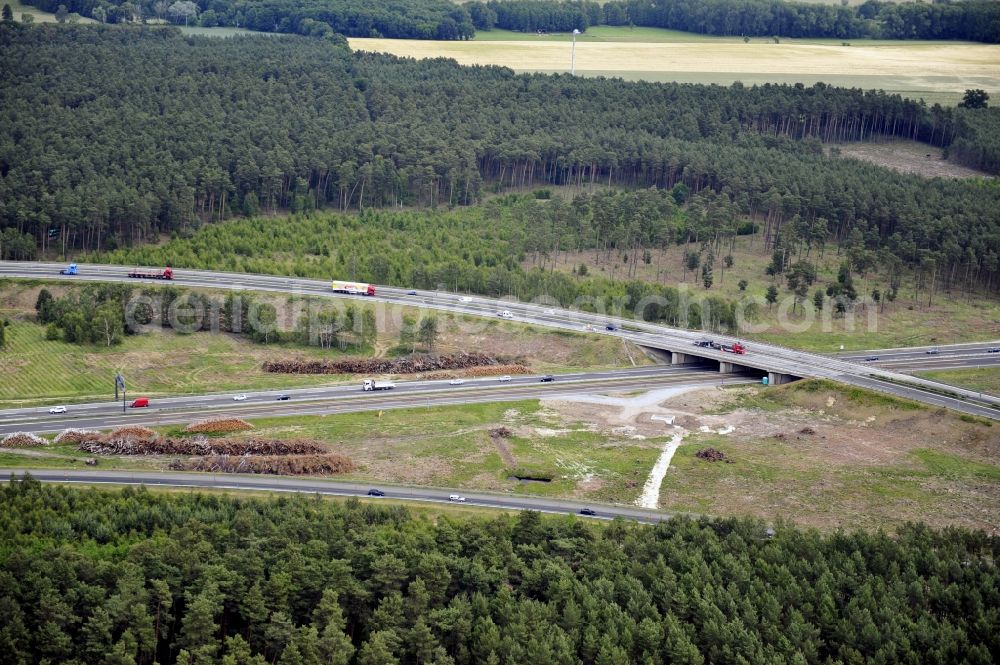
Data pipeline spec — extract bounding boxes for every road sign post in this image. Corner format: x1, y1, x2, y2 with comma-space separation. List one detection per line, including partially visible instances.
116, 373, 126, 414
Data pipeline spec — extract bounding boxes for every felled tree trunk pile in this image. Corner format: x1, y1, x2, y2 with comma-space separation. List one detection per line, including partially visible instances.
169, 454, 355, 475
184, 418, 254, 433
464, 364, 531, 377
263, 352, 513, 375
0, 432, 48, 448
78, 436, 327, 456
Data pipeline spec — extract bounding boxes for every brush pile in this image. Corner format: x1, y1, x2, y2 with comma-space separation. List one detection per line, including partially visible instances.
1, 432, 48, 448
695, 448, 732, 463
53, 429, 102, 444
465, 364, 531, 377
184, 418, 255, 433
78, 436, 326, 456
169, 453, 355, 475
263, 352, 511, 375
109, 425, 159, 441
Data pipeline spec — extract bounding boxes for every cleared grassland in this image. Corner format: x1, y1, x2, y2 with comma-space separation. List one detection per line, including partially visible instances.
349, 35, 1000, 104
8, 0, 95, 22
0, 281, 646, 404
528, 233, 1000, 352
915, 367, 1000, 396
660, 381, 1000, 532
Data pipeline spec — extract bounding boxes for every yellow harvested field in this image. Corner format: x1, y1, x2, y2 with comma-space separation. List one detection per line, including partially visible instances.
349, 38, 1000, 102
350, 39, 992, 76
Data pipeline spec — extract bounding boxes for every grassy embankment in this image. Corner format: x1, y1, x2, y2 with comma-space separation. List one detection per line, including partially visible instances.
0, 280, 646, 405
915, 367, 1000, 395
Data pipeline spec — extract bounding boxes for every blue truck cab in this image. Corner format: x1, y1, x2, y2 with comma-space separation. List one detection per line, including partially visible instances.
59, 263, 78, 275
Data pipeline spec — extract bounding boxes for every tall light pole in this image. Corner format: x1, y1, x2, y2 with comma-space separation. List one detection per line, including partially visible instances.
571, 28, 580, 75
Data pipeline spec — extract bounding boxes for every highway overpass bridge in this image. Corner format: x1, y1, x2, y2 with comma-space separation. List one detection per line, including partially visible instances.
3, 261, 999, 420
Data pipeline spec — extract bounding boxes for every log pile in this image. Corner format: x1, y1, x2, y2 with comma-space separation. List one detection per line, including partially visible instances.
184, 418, 255, 433
108, 425, 159, 441
54, 429, 102, 444
465, 364, 531, 377
79, 437, 327, 456
169, 453, 355, 475
263, 353, 512, 375
1, 432, 48, 448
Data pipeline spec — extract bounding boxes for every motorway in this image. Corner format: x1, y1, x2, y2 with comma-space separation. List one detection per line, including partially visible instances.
0, 365, 742, 435
0, 469, 670, 524
837, 342, 1000, 372
2, 261, 999, 420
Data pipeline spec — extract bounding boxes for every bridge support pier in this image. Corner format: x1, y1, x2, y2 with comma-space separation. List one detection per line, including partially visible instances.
719, 361, 736, 374
671, 351, 697, 365
767, 371, 795, 386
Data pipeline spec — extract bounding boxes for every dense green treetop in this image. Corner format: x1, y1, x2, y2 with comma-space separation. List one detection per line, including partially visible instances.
1, 478, 997, 664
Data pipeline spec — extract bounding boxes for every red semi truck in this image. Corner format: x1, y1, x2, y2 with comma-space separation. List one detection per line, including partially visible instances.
128, 267, 173, 280
693, 339, 748, 354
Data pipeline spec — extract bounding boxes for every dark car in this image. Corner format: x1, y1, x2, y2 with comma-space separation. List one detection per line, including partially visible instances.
276, 394, 290, 401
989, 348, 1000, 353
407, 290, 418, 295
864, 356, 880, 362
605, 323, 618, 331
578, 508, 597, 516
367, 489, 385, 497
540, 375, 555, 382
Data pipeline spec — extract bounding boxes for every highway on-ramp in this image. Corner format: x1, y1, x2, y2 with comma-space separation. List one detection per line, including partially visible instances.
1, 469, 672, 524
2, 261, 999, 419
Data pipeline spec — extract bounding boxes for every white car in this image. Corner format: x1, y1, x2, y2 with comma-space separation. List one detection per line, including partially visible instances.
543, 309, 555, 315
497, 310, 513, 319
48, 405, 67, 414
498, 375, 512, 382
449, 494, 466, 502
233, 394, 248, 401
459, 296, 472, 302
449, 379, 466, 385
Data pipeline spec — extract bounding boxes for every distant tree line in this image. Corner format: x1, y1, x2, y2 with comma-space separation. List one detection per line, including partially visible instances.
467, 0, 1000, 43
1, 478, 998, 664
16, 0, 1000, 41
18, 0, 475, 37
